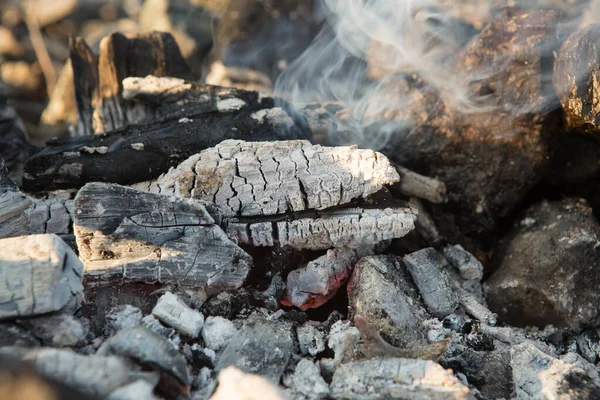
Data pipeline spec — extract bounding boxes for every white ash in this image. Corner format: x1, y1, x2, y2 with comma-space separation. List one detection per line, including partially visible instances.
20, 314, 88, 347
122, 76, 192, 100
141, 315, 181, 348
297, 323, 326, 357
250, 108, 294, 127
210, 366, 286, 400
107, 380, 160, 400
201, 316, 237, 351
79, 146, 108, 154
289, 359, 330, 400
216, 98, 247, 112
130, 143, 144, 151
320, 320, 360, 379
193, 367, 213, 390
105, 305, 143, 335
138, 139, 399, 217
179, 117, 193, 123
152, 292, 204, 338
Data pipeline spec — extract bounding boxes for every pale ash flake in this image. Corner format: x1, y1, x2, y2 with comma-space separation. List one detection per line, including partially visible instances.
137, 139, 400, 217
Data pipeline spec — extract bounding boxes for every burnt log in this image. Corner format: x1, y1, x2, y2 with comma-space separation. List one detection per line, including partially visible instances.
23, 80, 307, 192
554, 23, 600, 139
70, 32, 195, 136
73, 182, 251, 291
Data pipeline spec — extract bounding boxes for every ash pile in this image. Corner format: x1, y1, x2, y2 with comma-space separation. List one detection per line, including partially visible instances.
3, 1, 600, 399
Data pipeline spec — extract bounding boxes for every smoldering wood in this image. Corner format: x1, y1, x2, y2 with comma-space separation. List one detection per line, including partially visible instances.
216, 316, 293, 383
402, 248, 459, 318
553, 23, 600, 140
411, 197, 444, 246
0, 234, 83, 319
0, 86, 31, 185
453, 283, 497, 326
0, 347, 135, 398
282, 248, 361, 310
22, 92, 307, 192
347, 255, 432, 347
136, 139, 399, 217
329, 358, 473, 400
391, 164, 447, 204
224, 207, 417, 251
73, 182, 252, 290
98, 326, 190, 389
70, 32, 195, 136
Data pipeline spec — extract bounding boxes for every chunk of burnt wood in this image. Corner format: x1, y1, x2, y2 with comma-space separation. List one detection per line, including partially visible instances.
0, 234, 83, 319
330, 358, 473, 399
486, 198, 600, 329
74, 182, 251, 290
282, 248, 361, 310
216, 316, 293, 383
224, 207, 416, 251
22, 93, 306, 192
554, 23, 600, 139
137, 139, 399, 217
70, 32, 195, 136
0, 86, 30, 185
210, 366, 286, 400
347, 255, 432, 347
390, 164, 447, 204
402, 248, 458, 318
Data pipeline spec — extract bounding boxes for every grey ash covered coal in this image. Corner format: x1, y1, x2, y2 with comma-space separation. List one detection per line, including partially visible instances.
3, 1, 600, 399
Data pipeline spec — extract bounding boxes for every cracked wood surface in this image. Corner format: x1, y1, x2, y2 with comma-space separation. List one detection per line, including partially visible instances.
74, 182, 251, 289
0, 234, 84, 319
224, 207, 416, 251
135, 139, 399, 217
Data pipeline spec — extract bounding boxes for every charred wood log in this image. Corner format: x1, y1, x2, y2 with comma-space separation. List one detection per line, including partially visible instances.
73, 182, 251, 290
554, 23, 600, 140
391, 164, 447, 204
23, 81, 307, 192
0, 234, 83, 319
70, 32, 195, 136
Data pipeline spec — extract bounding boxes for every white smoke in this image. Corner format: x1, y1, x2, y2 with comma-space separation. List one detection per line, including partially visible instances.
274, 0, 594, 149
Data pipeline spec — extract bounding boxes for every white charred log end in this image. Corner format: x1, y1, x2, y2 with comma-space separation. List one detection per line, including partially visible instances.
0, 195, 74, 239
283, 248, 362, 310
73, 182, 251, 290
136, 139, 400, 217
330, 358, 473, 399
122, 76, 193, 101
225, 207, 416, 251
0, 347, 134, 398
0, 234, 83, 319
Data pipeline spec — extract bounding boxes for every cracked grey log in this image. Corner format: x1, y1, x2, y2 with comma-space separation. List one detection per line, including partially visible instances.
0, 234, 83, 319
330, 358, 473, 399
283, 248, 361, 310
0, 155, 31, 238
225, 207, 416, 251
402, 248, 458, 318
216, 316, 293, 383
511, 341, 600, 399
0, 347, 135, 397
98, 326, 190, 389
347, 255, 432, 347
138, 139, 399, 216
74, 182, 251, 290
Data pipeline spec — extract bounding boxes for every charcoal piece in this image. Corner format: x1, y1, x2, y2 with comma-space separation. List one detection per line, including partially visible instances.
141, 315, 180, 346
402, 248, 458, 318
0, 234, 83, 319
347, 255, 431, 346
225, 207, 416, 251
97, 326, 191, 390
444, 244, 485, 303
0, 86, 30, 185
486, 198, 600, 328
288, 359, 330, 400
0, 159, 32, 239
216, 316, 293, 383
18, 314, 88, 347
330, 358, 473, 399
282, 248, 360, 310
71, 32, 194, 136
201, 316, 237, 352
139, 139, 399, 217
553, 23, 600, 139
73, 182, 251, 290
209, 366, 286, 400
105, 305, 143, 335
320, 320, 361, 378
152, 292, 204, 338
575, 328, 600, 364
0, 347, 134, 398
0, 324, 40, 347
107, 380, 160, 400
296, 324, 326, 357
391, 164, 447, 204
23, 82, 307, 192
511, 341, 600, 399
